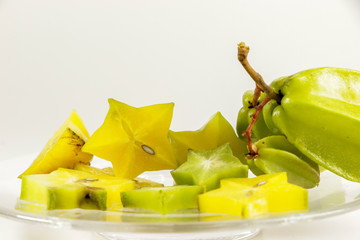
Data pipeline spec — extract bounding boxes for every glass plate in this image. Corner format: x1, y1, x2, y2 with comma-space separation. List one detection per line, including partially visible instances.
1, 153, 360, 240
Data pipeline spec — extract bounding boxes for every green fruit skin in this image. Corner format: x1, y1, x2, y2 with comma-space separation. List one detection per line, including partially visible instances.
20, 172, 109, 211
121, 186, 203, 214
171, 144, 248, 192
236, 107, 250, 142
171, 165, 248, 192
251, 136, 320, 189
255, 135, 319, 171
48, 186, 87, 210
236, 90, 260, 141
254, 148, 320, 189
262, 99, 282, 135
270, 67, 360, 182
87, 188, 107, 210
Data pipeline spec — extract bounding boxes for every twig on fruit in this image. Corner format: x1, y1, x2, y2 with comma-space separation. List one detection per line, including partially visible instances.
237, 42, 281, 103
242, 96, 272, 156
238, 42, 281, 156
252, 86, 262, 107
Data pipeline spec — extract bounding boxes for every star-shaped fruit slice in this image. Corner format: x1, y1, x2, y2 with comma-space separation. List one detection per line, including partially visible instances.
19, 168, 135, 211
73, 163, 164, 189
171, 143, 248, 192
198, 172, 308, 218
121, 185, 203, 214
19, 110, 93, 178
169, 112, 247, 165
82, 99, 177, 179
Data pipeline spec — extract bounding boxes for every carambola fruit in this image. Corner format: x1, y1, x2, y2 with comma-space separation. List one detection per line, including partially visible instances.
198, 172, 308, 217
170, 112, 248, 165
82, 99, 177, 179
20, 168, 135, 210
19, 110, 93, 178
171, 143, 248, 192
73, 163, 164, 188
268, 68, 360, 182
121, 185, 203, 214
237, 42, 360, 183
250, 136, 320, 189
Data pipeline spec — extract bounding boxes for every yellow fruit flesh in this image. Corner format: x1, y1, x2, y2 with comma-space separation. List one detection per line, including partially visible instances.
73, 163, 116, 177
197, 188, 245, 216
73, 163, 164, 188
85, 177, 135, 210
198, 172, 308, 218
19, 110, 93, 178
20, 168, 135, 211
82, 99, 177, 179
220, 172, 288, 189
169, 112, 248, 165
53, 168, 136, 209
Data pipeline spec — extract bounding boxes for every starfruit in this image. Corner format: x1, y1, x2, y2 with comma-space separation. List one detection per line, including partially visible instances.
170, 112, 248, 165
237, 42, 360, 182
19, 110, 93, 178
237, 91, 320, 188
171, 143, 248, 192
250, 136, 320, 188
198, 172, 308, 218
82, 99, 177, 179
121, 185, 203, 215
20, 168, 135, 211
73, 163, 164, 189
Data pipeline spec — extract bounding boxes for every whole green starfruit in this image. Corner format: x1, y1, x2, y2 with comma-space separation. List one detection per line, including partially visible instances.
237, 42, 360, 183
251, 135, 320, 189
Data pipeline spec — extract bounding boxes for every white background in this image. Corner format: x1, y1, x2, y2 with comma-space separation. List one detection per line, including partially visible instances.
1, 0, 360, 239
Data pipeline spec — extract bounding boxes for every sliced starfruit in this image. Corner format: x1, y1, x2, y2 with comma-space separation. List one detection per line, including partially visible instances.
82, 99, 177, 179
20, 168, 135, 211
198, 172, 308, 218
171, 143, 248, 192
73, 163, 164, 188
121, 185, 203, 214
220, 172, 288, 189
19, 110, 93, 178
73, 162, 114, 176
169, 112, 248, 165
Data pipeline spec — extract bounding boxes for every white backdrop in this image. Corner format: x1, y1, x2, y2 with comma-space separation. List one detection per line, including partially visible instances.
1, 0, 360, 239
1, 0, 360, 158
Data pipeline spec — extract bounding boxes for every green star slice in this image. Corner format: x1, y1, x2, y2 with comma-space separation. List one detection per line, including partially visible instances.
171, 143, 248, 192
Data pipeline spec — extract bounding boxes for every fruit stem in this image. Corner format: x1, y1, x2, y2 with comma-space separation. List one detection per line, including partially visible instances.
238, 42, 281, 156
242, 96, 272, 156
252, 86, 262, 107
237, 42, 281, 103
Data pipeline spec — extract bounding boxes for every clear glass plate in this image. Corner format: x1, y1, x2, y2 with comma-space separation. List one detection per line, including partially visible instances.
1, 153, 360, 240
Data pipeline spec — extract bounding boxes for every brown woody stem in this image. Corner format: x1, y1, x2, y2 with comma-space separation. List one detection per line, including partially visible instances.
242, 96, 272, 155
252, 86, 262, 107
238, 42, 281, 156
238, 42, 281, 103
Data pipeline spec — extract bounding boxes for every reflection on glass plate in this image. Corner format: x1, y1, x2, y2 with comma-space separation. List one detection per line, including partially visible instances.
1, 154, 360, 240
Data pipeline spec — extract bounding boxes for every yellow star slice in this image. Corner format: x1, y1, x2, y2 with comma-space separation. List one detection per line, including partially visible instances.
82, 99, 177, 179
169, 112, 248, 165
198, 173, 308, 218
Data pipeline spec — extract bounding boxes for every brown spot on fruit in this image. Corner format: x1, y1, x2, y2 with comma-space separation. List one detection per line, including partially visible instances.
142, 144, 155, 155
